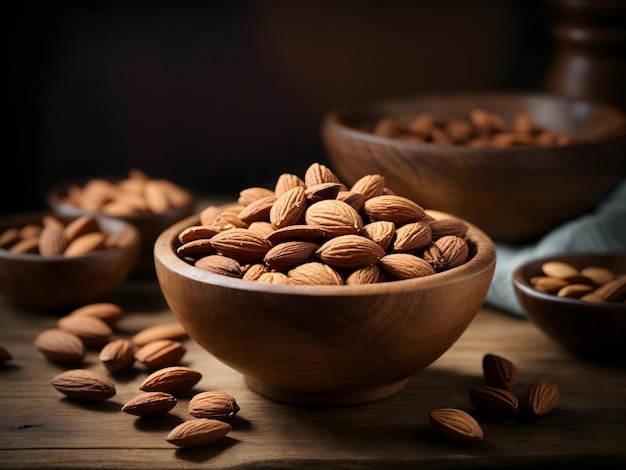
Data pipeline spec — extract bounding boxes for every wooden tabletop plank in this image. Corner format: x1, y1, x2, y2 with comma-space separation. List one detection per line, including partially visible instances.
1, 279, 625, 469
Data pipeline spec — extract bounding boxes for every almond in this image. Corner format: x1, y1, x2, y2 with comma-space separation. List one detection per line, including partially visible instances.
38, 224, 67, 256
166, 418, 232, 448
316, 235, 385, 270
482, 353, 518, 391
269, 186, 307, 228
210, 227, 272, 263
9, 236, 40, 254
237, 186, 275, 206
237, 195, 277, 223
345, 264, 381, 285
177, 225, 219, 244
304, 182, 342, 202
263, 241, 319, 271
305, 199, 363, 236
362, 195, 425, 225
69, 302, 124, 325
134, 339, 186, 369
428, 218, 468, 240
421, 242, 446, 271
556, 283, 594, 299
57, 314, 113, 349
211, 210, 249, 231
469, 385, 519, 415
140, 366, 203, 395
188, 391, 240, 420
257, 272, 291, 284
435, 235, 469, 269
392, 221, 432, 252
0, 227, 20, 249
99, 338, 135, 372
246, 221, 276, 238
596, 277, 626, 303
379, 253, 435, 280
361, 221, 395, 251
303, 162, 343, 188
144, 179, 172, 213
525, 377, 560, 417
428, 408, 484, 444
579, 266, 615, 286
63, 215, 99, 242
350, 174, 386, 200
195, 254, 242, 278
242, 263, 270, 281
122, 392, 177, 417
34, 328, 85, 365
529, 276, 569, 294
50, 369, 116, 401
274, 173, 305, 197
131, 323, 188, 347
287, 262, 344, 285
541, 261, 579, 279
335, 190, 366, 211
266, 224, 325, 245
64, 231, 106, 257
177, 238, 217, 258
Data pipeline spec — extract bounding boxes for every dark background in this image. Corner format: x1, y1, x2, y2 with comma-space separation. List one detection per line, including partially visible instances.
7, 0, 558, 215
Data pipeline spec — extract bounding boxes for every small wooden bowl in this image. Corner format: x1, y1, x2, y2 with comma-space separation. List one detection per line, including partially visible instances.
513, 253, 626, 363
154, 210, 496, 406
322, 92, 626, 244
0, 212, 140, 311
47, 176, 196, 277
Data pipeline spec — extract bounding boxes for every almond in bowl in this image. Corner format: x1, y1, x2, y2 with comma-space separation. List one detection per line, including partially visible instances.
154, 162, 496, 406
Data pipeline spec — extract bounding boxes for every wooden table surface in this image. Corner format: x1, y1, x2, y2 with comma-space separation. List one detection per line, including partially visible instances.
1, 276, 625, 470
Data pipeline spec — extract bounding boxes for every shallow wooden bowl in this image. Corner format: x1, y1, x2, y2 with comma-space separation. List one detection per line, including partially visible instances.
154, 210, 496, 406
0, 212, 140, 311
322, 92, 626, 244
513, 253, 626, 363
47, 176, 196, 277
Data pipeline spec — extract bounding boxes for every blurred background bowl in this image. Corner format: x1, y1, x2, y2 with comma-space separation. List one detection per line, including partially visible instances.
0, 212, 140, 311
322, 92, 626, 244
513, 252, 626, 363
154, 209, 496, 406
47, 175, 196, 277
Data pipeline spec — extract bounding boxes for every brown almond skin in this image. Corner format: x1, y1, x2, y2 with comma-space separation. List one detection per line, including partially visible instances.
99, 338, 135, 373
195, 254, 242, 278
526, 377, 560, 417
482, 353, 518, 391
34, 328, 86, 365
264, 241, 319, 271
131, 323, 189, 347
166, 418, 232, 448
316, 235, 385, 270
140, 366, 202, 395
57, 315, 113, 349
188, 391, 240, 420
50, 369, 116, 401
134, 339, 186, 369
121, 392, 177, 417
428, 408, 484, 444
69, 302, 123, 325
469, 386, 519, 415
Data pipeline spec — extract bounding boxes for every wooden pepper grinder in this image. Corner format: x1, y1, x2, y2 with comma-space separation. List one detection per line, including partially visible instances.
545, 0, 626, 110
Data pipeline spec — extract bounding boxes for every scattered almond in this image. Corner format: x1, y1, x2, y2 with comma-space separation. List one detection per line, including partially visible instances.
69, 302, 124, 325
428, 408, 484, 444
166, 418, 232, 448
57, 314, 113, 349
482, 353, 518, 391
525, 377, 560, 418
131, 323, 188, 347
99, 338, 135, 373
139, 366, 203, 395
50, 369, 116, 401
469, 386, 519, 415
122, 392, 177, 417
134, 339, 186, 369
188, 391, 240, 420
34, 328, 85, 365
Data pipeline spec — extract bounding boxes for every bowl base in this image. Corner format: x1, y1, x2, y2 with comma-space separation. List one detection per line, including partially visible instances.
244, 376, 410, 407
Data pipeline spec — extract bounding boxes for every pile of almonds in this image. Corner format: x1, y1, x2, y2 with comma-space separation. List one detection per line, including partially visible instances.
530, 260, 626, 304
57, 168, 192, 216
33, 301, 240, 448
428, 353, 560, 444
0, 215, 122, 256
176, 162, 471, 285
367, 109, 573, 148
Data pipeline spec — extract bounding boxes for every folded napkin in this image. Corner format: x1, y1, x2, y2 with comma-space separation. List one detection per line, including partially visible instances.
484, 178, 626, 317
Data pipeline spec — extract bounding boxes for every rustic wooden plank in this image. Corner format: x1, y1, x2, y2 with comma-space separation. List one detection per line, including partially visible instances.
1, 279, 625, 469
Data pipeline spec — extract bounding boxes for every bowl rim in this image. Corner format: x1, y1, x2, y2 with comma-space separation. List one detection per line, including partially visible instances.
154, 209, 497, 297
321, 90, 626, 152
512, 252, 626, 309
0, 211, 141, 262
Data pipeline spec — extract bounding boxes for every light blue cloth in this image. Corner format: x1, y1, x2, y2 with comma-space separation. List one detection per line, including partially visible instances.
485, 179, 626, 317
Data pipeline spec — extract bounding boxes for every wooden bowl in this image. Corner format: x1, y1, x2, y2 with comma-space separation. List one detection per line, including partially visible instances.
513, 253, 626, 363
154, 210, 496, 406
47, 176, 196, 277
322, 92, 626, 244
0, 212, 140, 311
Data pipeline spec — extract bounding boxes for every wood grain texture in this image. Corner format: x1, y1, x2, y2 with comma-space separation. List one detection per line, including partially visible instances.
1, 279, 626, 469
